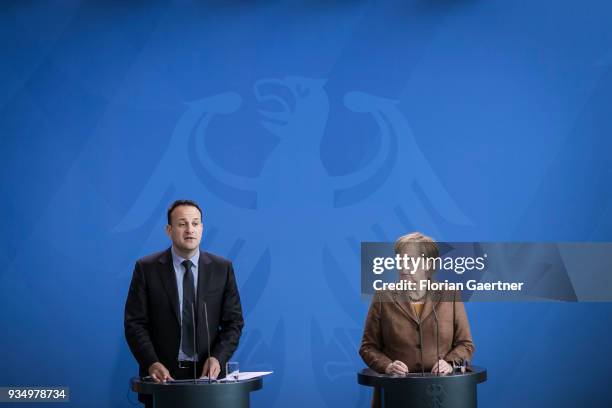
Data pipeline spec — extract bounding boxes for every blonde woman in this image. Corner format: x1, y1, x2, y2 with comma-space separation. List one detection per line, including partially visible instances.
359, 232, 475, 407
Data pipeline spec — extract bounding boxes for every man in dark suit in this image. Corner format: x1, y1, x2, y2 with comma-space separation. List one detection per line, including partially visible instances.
125, 199, 244, 403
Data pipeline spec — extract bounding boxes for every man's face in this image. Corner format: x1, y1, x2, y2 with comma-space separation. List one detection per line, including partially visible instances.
166, 205, 203, 253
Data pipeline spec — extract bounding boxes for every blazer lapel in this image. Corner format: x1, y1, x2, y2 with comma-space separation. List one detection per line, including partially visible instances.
420, 290, 442, 323
391, 292, 419, 324
158, 248, 180, 325
196, 251, 214, 319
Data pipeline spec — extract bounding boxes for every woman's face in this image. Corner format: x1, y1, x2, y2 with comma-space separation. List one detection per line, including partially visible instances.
398, 247, 429, 284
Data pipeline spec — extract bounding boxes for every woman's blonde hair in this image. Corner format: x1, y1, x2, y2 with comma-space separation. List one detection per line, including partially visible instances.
394, 232, 439, 259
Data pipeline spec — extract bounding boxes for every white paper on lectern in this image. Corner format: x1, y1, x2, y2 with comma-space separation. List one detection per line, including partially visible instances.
198, 371, 273, 382
223, 371, 273, 381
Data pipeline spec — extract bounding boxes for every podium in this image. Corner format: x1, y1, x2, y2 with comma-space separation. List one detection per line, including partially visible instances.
131, 377, 263, 408
357, 367, 487, 408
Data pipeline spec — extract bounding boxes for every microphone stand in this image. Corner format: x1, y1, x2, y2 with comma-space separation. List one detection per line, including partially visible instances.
204, 302, 211, 384
191, 302, 197, 384
432, 299, 440, 376
411, 291, 425, 377
417, 320, 424, 376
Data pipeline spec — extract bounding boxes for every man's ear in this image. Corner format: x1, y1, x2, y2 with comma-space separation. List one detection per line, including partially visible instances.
165, 224, 172, 238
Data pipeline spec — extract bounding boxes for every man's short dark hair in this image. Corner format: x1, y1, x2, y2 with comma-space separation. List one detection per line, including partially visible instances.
167, 199, 203, 225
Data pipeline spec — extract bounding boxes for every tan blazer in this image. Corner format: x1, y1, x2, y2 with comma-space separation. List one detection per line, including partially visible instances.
359, 289, 475, 374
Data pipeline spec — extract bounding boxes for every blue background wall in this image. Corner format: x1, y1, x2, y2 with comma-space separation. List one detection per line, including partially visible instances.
2, 1, 612, 407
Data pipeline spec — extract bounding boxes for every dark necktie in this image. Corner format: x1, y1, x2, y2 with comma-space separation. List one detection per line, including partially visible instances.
181, 260, 196, 357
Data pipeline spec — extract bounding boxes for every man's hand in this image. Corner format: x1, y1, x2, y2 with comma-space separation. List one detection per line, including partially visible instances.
201, 357, 221, 379
148, 362, 174, 383
431, 359, 453, 375
385, 360, 409, 376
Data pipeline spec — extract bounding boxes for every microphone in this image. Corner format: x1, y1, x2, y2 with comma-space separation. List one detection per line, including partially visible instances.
432, 298, 440, 376
204, 301, 211, 384
191, 302, 197, 383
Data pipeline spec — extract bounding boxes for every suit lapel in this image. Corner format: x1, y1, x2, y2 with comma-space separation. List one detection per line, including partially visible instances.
420, 290, 442, 323
158, 248, 180, 325
196, 251, 213, 319
391, 292, 419, 324
391, 289, 442, 324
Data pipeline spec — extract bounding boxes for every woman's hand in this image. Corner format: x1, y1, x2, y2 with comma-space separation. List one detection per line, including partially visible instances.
385, 360, 409, 375
431, 359, 453, 375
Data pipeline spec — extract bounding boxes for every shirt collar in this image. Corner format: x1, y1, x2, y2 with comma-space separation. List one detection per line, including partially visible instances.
171, 245, 200, 269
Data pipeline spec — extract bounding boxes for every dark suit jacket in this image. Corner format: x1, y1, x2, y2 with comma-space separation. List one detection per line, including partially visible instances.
124, 248, 244, 379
